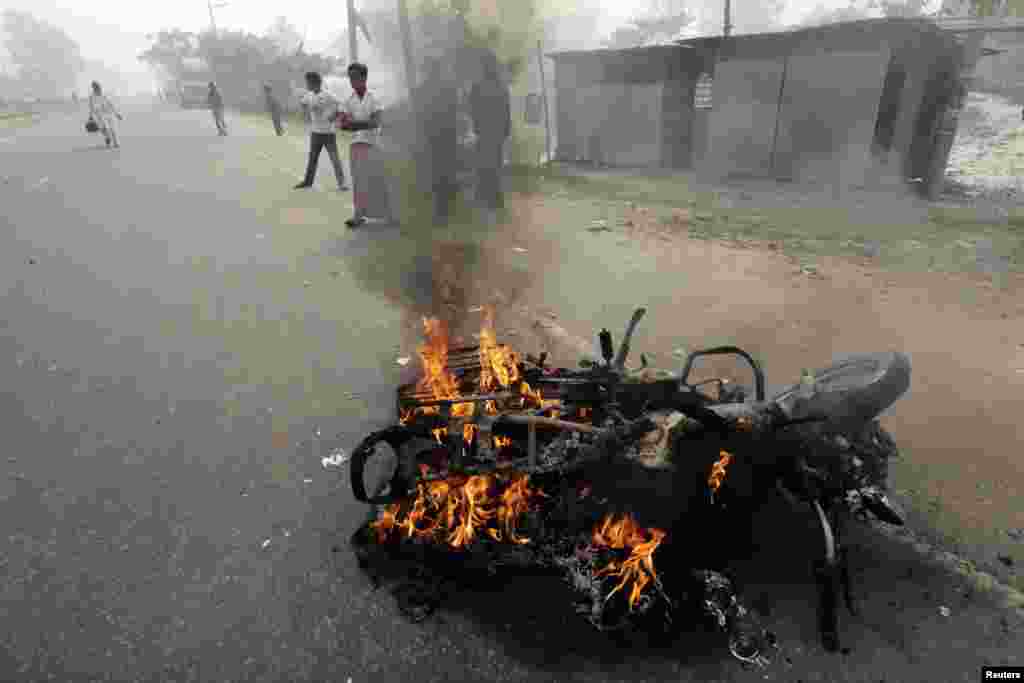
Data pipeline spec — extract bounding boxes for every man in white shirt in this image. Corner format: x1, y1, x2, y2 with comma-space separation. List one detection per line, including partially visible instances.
338, 62, 394, 226
294, 71, 348, 191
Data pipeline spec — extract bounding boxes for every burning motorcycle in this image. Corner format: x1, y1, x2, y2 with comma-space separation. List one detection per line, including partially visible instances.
347, 307, 910, 664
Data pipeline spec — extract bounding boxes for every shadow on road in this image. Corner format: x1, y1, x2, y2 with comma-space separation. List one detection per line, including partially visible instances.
348, 490, 1022, 680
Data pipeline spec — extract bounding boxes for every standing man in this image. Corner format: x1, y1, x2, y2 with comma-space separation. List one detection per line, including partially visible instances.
417, 57, 458, 226
264, 83, 284, 136
208, 82, 228, 136
339, 62, 394, 226
295, 71, 348, 191
469, 50, 511, 214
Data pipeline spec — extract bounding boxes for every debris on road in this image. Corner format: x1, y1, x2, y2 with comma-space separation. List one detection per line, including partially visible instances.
261, 538, 272, 550
321, 447, 349, 469
396, 357, 411, 366
512, 247, 528, 253
939, 606, 951, 618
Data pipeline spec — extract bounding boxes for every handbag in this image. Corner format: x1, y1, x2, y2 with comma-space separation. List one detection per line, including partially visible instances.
85, 117, 99, 133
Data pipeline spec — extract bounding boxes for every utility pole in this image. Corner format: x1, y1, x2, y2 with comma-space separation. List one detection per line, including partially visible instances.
537, 40, 552, 165
397, 0, 418, 110
723, 0, 733, 37
207, 0, 228, 35
348, 0, 359, 63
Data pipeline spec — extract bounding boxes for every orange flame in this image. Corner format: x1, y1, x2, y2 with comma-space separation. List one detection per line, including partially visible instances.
591, 513, 667, 611
708, 450, 733, 496
370, 472, 547, 549
405, 311, 548, 440
479, 306, 520, 393
417, 317, 475, 421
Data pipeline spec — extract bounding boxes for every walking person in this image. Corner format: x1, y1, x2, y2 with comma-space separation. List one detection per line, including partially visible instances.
264, 83, 285, 136
88, 81, 123, 149
295, 71, 348, 191
208, 82, 228, 136
338, 62, 395, 227
417, 57, 458, 226
469, 51, 511, 215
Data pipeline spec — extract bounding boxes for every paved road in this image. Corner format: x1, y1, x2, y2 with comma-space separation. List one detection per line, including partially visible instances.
0, 106, 461, 682
0, 105, 737, 683
2, 107, 1022, 683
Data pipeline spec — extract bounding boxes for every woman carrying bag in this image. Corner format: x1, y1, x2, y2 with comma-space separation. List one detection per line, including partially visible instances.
88, 81, 123, 148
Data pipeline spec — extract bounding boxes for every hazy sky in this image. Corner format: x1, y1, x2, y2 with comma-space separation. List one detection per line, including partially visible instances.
3, 0, 858, 93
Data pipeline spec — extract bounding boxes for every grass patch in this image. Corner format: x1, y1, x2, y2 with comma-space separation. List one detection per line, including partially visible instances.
237, 110, 309, 139
0, 112, 39, 130
504, 166, 1024, 275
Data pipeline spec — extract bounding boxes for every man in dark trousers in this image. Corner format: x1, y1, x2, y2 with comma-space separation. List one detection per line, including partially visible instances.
208, 82, 228, 136
469, 50, 511, 213
294, 71, 347, 191
264, 83, 284, 136
417, 57, 458, 226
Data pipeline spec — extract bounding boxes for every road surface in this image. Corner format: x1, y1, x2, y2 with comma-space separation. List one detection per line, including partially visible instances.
1, 106, 1022, 683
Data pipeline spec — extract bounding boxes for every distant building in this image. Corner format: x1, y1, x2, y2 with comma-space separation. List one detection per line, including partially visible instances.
548, 18, 966, 195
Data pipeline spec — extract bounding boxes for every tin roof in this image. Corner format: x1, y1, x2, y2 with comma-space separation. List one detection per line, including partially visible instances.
547, 17, 951, 61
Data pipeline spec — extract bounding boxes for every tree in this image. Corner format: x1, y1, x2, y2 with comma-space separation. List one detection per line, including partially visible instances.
872, 0, 941, 16
1, 9, 84, 97
797, 1, 876, 27
604, 0, 695, 48
956, 0, 1024, 16
730, 0, 787, 34
140, 27, 340, 110
265, 16, 304, 56
138, 29, 200, 81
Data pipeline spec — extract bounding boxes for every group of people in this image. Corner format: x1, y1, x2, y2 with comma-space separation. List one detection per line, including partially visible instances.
82, 51, 512, 231
292, 63, 392, 228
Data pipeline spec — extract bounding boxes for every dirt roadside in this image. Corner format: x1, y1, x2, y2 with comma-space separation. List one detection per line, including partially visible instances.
400, 191, 1024, 681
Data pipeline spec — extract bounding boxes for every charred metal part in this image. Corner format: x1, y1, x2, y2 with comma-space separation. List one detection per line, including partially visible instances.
613, 308, 647, 372
409, 417, 657, 486
812, 500, 836, 565
350, 426, 423, 505
499, 414, 604, 434
528, 422, 537, 465
693, 570, 770, 665
846, 486, 905, 526
812, 501, 858, 652
680, 346, 766, 402
599, 328, 614, 365
410, 392, 518, 409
